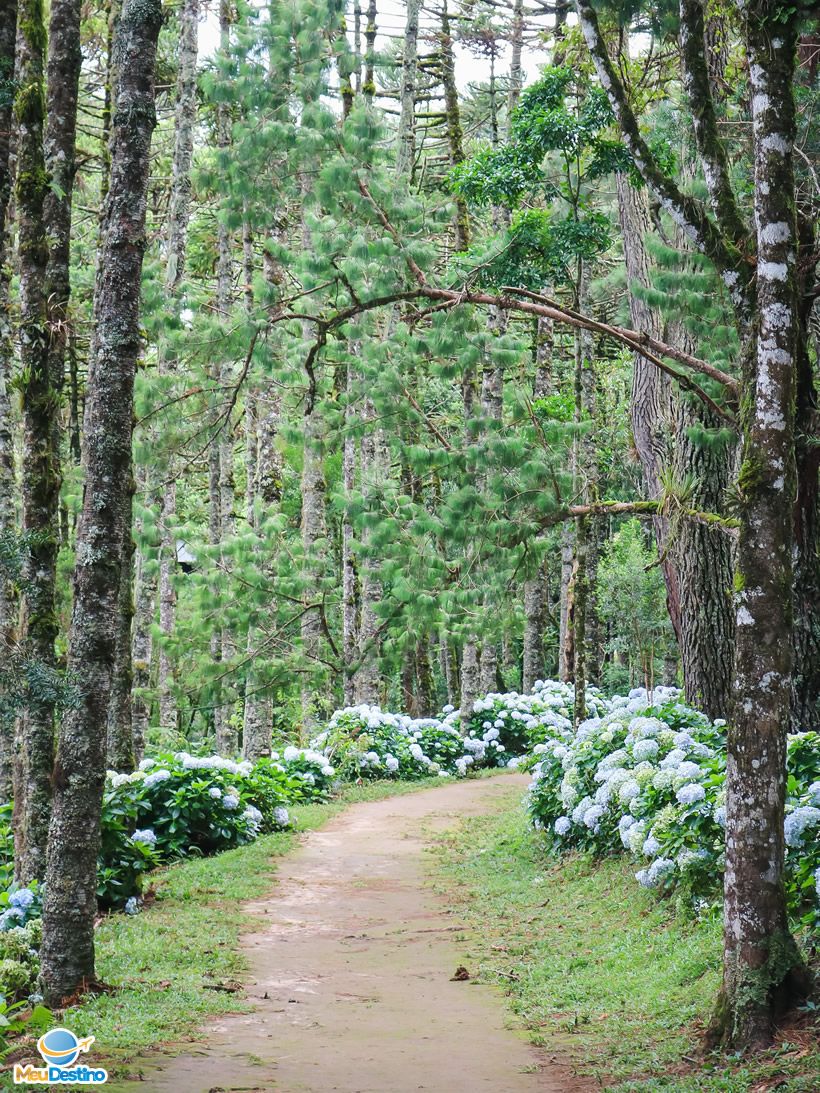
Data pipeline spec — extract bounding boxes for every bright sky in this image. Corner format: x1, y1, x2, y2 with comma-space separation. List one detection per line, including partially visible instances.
198, 0, 554, 93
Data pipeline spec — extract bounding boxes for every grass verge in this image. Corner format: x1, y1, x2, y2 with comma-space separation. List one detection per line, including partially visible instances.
429, 798, 820, 1092
1, 779, 439, 1089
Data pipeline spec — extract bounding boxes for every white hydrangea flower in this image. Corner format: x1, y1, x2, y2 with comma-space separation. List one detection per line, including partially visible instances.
632, 738, 659, 762
144, 769, 171, 788
676, 783, 706, 806
618, 779, 640, 804
131, 828, 157, 846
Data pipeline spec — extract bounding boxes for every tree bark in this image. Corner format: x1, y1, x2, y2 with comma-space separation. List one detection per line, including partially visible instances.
242, 359, 281, 760
523, 311, 552, 693
396, 0, 420, 178
106, 491, 135, 771
130, 469, 156, 762
300, 406, 327, 733
440, 0, 469, 251
341, 361, 358, 706
156, 0, 199, 739
616, 173, 734, 717
0, 0, 18, 802
14, 0, 60, 884
711, 11, 807, 1046
522, 559, 548, 693
459, 639, 479, 725
40, 0, 162, 1002
353, 399, 384, 704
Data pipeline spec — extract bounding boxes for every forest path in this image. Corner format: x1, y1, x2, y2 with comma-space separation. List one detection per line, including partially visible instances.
111, 774, 589, 1092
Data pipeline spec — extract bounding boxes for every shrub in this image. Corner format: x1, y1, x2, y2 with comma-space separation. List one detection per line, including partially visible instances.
313, 707, 461, 780
524, 687, 820, 927
0, 916, 42, 1003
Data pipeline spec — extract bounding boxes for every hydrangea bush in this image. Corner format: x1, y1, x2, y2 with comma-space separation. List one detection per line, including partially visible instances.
524, 689, 820, 926
0, 916, 42, 1005
317, 684, 607, 780
313, 706, 465, 780
95, 748, 334, 908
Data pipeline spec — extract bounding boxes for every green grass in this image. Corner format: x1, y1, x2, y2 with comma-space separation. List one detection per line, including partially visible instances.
428, 800, 820, 1092
1, 779, 440, 1089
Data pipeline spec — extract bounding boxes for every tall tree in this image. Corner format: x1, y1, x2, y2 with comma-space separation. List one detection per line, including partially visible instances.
13, 0, 59, 884
157, 0, 200, 741
0, 0, 18, 801
40, 0, 162, 1003
575, 0, 816, 1046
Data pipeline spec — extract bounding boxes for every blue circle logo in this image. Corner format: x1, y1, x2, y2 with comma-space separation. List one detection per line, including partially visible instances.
37, 1027, 88, 1067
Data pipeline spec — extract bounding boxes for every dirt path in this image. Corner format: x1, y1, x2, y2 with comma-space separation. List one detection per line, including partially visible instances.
111, 775, 588, 1092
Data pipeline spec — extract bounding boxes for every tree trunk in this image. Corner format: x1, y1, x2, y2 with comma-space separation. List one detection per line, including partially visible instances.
40, 0, 162, 1002
558, 526, 574, 681
396, 0, 420, 178
43, 0, 82, 418
459, 640, 479, 726
158, 483, 178, 734
442, 637, 458, 707
14, 0, 60, 884
479, 642, 497, 694
130, 469, 156, 763
341, 361, 357, 706
156, 0, 199, 739
363, 0, 376, 101
711, 10, 807, 1047
440, 0, 469, 251
353, 400, 383, 704
0, 0, 18, 802
300, 407, 326, 733
415, 641, 435, 715
106, 492, 135, 771
522, 559, 548, 693
242, 364, 281, 760
214, 0, 237, 756
616, 174, 734, 716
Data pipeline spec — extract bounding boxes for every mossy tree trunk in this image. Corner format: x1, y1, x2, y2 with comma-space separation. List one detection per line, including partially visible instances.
13, 0, 59, 885
40, 0, 162, 1003
0, 0, 18, 802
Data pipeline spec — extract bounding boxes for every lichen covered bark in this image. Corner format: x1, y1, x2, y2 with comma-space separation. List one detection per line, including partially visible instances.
14, 0, 59, 884
712, 7, 806, 1047
0, 0, 18, 802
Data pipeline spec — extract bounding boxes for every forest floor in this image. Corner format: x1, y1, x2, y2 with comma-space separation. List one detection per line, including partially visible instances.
102, 773, 588, 1092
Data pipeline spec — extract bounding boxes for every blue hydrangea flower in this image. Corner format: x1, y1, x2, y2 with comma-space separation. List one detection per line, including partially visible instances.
9, 888, 35, 910
784, 806, 820, 848
222, 794, 240, 810
554, 816, 571, 836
